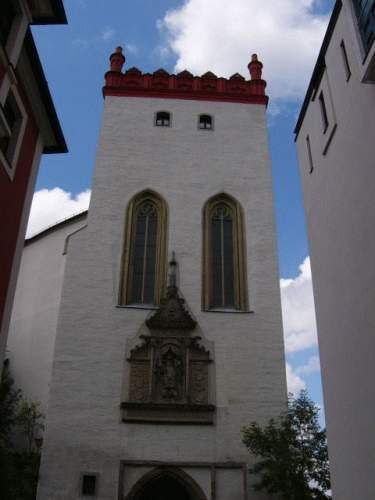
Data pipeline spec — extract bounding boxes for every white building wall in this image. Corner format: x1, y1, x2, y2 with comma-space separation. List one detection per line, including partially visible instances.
6, 215, 87, 410
296, 2, 375, 499
37, 96, 286, 500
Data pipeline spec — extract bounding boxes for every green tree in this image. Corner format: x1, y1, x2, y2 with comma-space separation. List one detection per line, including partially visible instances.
0, 359, 21, 446
18, 399, 45, 453
242, 390, 331, 500
0, 361, 42, 500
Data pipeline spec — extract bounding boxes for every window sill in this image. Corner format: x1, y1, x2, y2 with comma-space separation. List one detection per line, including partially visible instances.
202, 308, 254, 314
116, 304, 159, 310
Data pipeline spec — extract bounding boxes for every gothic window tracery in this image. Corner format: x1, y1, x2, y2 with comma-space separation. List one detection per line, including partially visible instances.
202, 193, 248, 311
211, 203, 234, 307
119, 190, 168, 306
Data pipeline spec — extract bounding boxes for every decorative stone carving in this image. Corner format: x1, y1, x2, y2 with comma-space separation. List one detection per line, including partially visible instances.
129, 364, 150, 401
122, 255, 214, 424
189, 362, 209, 404
155, 345, 184, 401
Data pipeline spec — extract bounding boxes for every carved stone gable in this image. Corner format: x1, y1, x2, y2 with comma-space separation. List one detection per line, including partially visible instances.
146, 286, 197, 331
153, 68, 169, 76
177, 70, 193, 78
230, 72, 245, 80
122, 282, 214, 424
202, 71, 217, 79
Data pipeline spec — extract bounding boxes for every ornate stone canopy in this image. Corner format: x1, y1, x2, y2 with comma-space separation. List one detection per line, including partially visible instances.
122, 258, 215, 424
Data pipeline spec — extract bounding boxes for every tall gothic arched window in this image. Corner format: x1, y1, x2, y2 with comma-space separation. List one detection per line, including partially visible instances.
202, 193, 248, 311
119, 190, 168, 305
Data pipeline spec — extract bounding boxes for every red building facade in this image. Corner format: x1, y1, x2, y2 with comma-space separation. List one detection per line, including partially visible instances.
0, 0, 67, 362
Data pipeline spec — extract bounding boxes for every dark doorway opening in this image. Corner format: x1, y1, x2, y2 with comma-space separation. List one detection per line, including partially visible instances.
138, 475, 193, 500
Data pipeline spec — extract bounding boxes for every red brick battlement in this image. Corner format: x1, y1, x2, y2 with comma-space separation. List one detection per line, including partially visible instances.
103, 48, 268, 105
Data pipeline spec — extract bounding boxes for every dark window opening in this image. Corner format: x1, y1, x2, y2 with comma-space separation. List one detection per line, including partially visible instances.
318, 92, 329, 133
340, 40, 351, 80
138, 476, 192, 500
199, 114, 213, 130
306, 135, 314, 173
82, 475, 96, 496
211, 204, 234, 308
156, 111, 170, 127
352, 0, 375, 54
0, 0, 16, 46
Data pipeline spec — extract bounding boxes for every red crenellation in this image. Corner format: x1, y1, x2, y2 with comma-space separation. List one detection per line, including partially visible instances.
103, 48, 268, 105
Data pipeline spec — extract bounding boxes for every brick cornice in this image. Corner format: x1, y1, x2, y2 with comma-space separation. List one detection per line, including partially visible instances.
103, 48, 268, 105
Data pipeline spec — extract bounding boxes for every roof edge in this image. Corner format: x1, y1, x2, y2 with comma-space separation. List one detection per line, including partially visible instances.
25, 210, 88, 244
294, 0, 342, 138
24, 28, 68, 153
30, 0, 67, 25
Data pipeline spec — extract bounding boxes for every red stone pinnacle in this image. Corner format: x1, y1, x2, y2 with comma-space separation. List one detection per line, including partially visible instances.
109, 46, 126, 73
248, 54, 263, 80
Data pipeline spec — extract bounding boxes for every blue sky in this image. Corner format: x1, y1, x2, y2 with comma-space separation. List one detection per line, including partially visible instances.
28, 0, 336, 416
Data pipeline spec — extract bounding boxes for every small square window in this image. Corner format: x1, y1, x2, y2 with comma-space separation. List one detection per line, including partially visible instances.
155, 111, 170, 127
80, 473, 99, 497
199, 114, 213, 130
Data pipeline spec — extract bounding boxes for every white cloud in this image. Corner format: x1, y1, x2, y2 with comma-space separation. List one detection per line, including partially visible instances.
126, 44, 138, 55
158, 0, 329, 111
26, 188, 91, 238
296, 356, 320, 376
72, 26, 116, 50
286, 362, 306, 395
280, 256, 318, 353
72, 38, 93, 50
102, 27, 116, 41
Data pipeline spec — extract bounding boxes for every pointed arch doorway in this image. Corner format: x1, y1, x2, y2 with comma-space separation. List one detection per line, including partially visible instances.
125, 467, 207, 500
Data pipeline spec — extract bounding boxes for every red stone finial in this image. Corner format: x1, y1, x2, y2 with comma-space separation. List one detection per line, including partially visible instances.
248, 54, 263, 80
109, 46, 125, 73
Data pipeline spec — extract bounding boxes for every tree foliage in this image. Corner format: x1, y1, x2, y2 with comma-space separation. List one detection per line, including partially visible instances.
0, 359, 21, 446
0, 361, 44, 499
242, 390, 331, 500
0, 447, 41, 500
18, 399, 45, 453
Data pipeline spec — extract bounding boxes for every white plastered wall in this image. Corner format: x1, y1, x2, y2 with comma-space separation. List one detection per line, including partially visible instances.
37, 96, 286, 500
296, 5, 375, 499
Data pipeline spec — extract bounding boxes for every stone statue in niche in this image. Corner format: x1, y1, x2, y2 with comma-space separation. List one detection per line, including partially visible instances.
155, 347, 183, 400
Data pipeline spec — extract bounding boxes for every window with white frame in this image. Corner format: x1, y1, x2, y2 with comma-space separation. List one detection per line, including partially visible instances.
0, 86, 27, 176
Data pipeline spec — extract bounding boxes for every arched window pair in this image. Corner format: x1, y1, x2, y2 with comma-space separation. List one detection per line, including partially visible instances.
155, 112, 213, 130
119, 191, 248, 311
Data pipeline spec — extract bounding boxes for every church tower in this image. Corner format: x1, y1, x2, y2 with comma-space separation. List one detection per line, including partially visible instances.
37, 49, 287, 500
